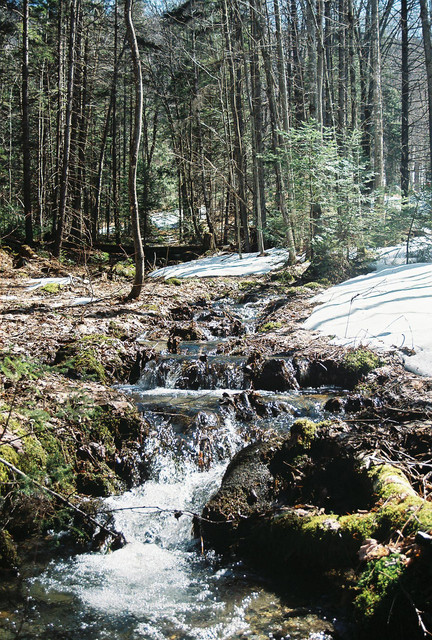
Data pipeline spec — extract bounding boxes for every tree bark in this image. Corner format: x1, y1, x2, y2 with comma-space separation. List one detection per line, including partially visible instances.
401, 0, 409, 195
371, 0, 385, 191
420, 0, 432, 180
53, 0, 79, 257
125, 0, 145, 299
223, 0, 250, 253
22, 0, 33, 244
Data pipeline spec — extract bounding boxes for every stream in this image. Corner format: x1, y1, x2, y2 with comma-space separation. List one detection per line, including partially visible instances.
0, 297, 348, 640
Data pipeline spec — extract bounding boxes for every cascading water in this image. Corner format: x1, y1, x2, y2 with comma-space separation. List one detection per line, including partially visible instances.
1, 296, 342, 640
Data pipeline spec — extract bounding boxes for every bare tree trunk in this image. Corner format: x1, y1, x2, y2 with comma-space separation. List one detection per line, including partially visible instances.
315, 0, 324, 127
51, 0, 64, 238
255, 0, 296, 263
112, 0, 120, 243
401, 0, 409, 195
420, 0, 432, 179
223, 0, 250, 252
125, 0, 145, 299
247, 0, 266, 254
274, 0, 291, 133
338, 0, 347, 137
53, 0, 79, 257
371, 0, 384, 191
22, 0, 33, 244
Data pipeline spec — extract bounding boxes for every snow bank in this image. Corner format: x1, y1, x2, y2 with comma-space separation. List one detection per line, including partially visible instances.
304, 263, 432, 377
149, 248, 290, 279
374, 236, 432, 271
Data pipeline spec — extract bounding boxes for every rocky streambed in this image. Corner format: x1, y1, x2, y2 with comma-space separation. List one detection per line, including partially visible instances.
1, 249, 432, 639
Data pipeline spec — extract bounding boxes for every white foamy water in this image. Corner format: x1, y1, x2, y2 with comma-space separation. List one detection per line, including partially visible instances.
28, 453, 256, 639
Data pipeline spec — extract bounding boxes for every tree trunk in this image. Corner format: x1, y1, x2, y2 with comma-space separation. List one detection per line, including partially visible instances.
371, 0, 384, 191
401, 0, 409, 195
420, 0, 432, 180
112, 0, 120, 243
223, 0, 250, 252
53, 0, 79, 257
125, 0, 145, 299
22, 0, 33, 244
249, 0, 266, 254
255, 0, 296, 263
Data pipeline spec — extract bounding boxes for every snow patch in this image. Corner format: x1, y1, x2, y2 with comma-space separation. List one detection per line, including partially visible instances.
374, 235, 432, 271
149, 248, 290, 279
26, 276, 74, 290
304, 263, 432, 377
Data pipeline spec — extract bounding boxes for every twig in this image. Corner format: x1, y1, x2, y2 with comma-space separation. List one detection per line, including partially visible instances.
0, 456, 125, 544
98, 503, 235, 524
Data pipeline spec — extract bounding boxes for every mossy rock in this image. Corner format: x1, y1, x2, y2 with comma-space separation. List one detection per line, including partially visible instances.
342, 348, 381, 382
76, 460, 119, 497
55, 334, 138, 383
113, 260, 136, 278
0, 444, 20, 487
0, 529, 19, 569
166, 277, 183, 286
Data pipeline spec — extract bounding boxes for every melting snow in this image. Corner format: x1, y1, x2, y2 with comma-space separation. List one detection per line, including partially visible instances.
374, 235, 432, 271
304, 263, 432, 377
26, 276, 74, 290
149, 248, 290, 279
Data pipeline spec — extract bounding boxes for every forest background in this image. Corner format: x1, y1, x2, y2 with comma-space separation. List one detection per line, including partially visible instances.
1, 0, 432, 286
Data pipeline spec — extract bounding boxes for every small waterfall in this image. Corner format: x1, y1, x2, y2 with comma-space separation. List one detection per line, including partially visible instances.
138, 355, 249, 391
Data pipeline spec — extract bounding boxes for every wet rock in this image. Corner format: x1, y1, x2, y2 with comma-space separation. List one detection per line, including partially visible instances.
324, 397, 345, 412
219, 390, 291, 422
196, 435, 284, 548
170, 304, 194, 321
198, 420, 376, 554
253, 358, 299, 391
195, 308, 243, 337
168, 322, 207, 342
167, 334, 181, 354
293, 357, 341, 388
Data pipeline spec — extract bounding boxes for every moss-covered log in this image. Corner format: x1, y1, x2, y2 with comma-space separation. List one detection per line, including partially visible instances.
249, 461, 432, 572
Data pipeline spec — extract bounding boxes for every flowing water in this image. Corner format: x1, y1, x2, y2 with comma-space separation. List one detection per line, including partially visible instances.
0, 297, 347, 640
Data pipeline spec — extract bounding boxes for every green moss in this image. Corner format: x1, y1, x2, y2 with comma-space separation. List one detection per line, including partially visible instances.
41, 282, 61, 294
303, 281, 322, 290
343, 348, 381, 379
239, 280, 256, 290
74, 349, 107, 383
355, 553, 406, 618
270, 271, 294, 284
89, 404, 143, 448
113, 260, 135, 278
290, 418, 319, 448
257, 321, 283, 333
60, 334, 119, 383
0, 529, 18, 569
0, 444, 20, 487
166, 277, 182, 286
108, 321, 129, 340
339, 512, 376, 542
20, 434, 48, 477
285, 286, 310, 296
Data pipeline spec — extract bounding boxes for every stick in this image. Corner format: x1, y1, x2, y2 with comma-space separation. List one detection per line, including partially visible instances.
0, 456, 125, 546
